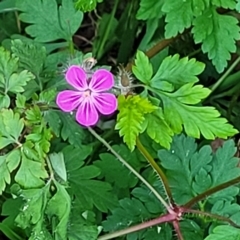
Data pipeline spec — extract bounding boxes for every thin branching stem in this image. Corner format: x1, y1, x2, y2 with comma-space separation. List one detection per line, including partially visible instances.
183, 176, 240, 209
98, 213, 176, 240
183, 208, 240, 228
136, 137, 174, 205
211, 56, 240, 93
87, 127, 173, 213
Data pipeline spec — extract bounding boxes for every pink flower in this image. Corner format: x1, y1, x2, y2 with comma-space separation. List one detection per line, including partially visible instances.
56, 65, 117, 126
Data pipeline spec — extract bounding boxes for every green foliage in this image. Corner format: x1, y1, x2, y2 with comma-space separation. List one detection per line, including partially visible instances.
11, 39, 46, 76
145, 108, 174, 149
45, 181, 71, 239
136, 0, 164, 20
0, 150, 21, 194
0, 109, 24, 146
2, 1, 240, 239
116, 95, 157, 151
161, 1, 240, 73
158, 135, 240, 204
153, 80, 236, 137
103, 185, 171, 240
63, 145, 118, 212
16, 0, 83, 42
192, 7, 240, 73
204, 225, 240, 240
74, 0, 98, 12
132, 50, 153, 84
150, 54, 205, 87
0, 47, 34, 108
94, 152, 138, 189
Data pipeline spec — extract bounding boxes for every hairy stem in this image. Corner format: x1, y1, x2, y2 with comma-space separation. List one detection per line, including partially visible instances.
172, 220, 184, 240
136, 137, 174, 205
183, 176, 240, 209
98, 213, 176, 240
211, 56, 240, 93
87, 127, 173, 213
183, 209, 240, 228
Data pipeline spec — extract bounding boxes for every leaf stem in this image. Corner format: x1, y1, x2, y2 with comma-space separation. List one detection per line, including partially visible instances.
46, 156, 55, 181
210, 56, 240, 93
87, 127, 173, 213
136, 137, 174, 205
98, 213, 176, 240
183, 176, 240, 209
183, 208, 240, 228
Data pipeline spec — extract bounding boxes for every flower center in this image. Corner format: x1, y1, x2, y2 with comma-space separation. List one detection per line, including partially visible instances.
83, 89, 91, 98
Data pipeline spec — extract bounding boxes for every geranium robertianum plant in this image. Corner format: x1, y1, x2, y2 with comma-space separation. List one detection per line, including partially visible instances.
1, 0, 240, 240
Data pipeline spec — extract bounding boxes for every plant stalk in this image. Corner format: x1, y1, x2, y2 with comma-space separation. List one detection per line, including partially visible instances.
183, 176, 240, 209
98, 213, 176, 240
87, 127, 173, 213
210, 56, 240, 93
136, 137, 174, 205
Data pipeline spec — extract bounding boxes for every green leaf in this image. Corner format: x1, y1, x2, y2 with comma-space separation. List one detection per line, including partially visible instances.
211, 200, 240, 225
192, 7, 240, 73
151, 54, 205, 87
6, 70, 34, 93
63, 147, 117, 212
16, 0, 83, 42
45, 111, 91, 149
162, 0, 209, 38
0, 47, 18, 80
74, 0, 97, 12
136, 0, 164, 20
211, 0, 236, 9
15, 185, 50, 229
145, 109, 173, 149
103, 193, 170, 240
156, 84, 238, 139
169, 83, 211, 104
204, 225, 240, 240
46, 182, 71, 240
103, 198, 152, 232
237, 0, 240, 12
11, 39, 46, 76
0, 150, 21, 194
158, 135, 240, 204
181, 220, 203, 240
68, 224, 98, 240
115, 95, 157, 151
94, 152, 138, 189
15, 154, 48, 188
15, 185, 52, 239
68, 201, 98, 240
0, 47, 34, 94
132, 50, 153, 84
131, 185, 163, 214
0, 0, 17, 14
49, 152, 67, 182
0, 94, 10, 109
0, 109, 24, 144
15, 94, 26, 109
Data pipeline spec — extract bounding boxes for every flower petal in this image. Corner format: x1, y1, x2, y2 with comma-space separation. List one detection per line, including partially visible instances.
56, 90, 82, 112
93, 93, 117, 115
65, 65, 88, 90
89, 69, 114, 92
76, 100, 99, 126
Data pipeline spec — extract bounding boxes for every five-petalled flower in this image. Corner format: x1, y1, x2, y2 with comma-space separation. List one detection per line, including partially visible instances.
56, 65, 117, 126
